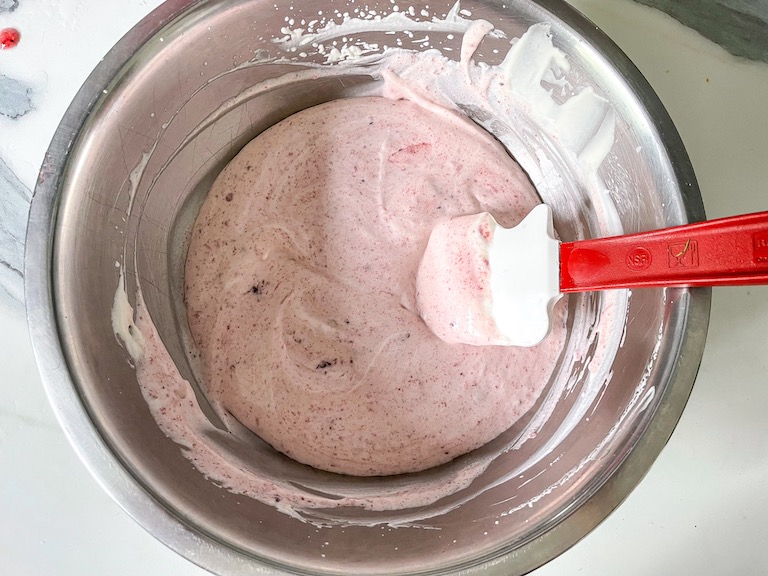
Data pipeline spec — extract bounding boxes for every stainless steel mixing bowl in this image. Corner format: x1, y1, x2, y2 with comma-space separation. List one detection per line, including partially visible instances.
25, 0, 709, 574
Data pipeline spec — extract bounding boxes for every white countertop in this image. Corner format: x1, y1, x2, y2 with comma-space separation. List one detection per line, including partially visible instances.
1, 0, 766, 574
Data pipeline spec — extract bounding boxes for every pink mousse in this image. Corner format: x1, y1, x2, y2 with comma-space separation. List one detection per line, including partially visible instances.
184, 96, 567, 476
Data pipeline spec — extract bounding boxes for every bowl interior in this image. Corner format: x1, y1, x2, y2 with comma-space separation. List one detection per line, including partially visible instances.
46, 0, 705, 574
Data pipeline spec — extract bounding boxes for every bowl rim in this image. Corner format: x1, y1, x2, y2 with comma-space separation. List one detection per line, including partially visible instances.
24, 0, 710, 574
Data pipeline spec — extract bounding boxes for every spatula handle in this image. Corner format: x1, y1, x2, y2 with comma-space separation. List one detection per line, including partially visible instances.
559, 211, 768, 292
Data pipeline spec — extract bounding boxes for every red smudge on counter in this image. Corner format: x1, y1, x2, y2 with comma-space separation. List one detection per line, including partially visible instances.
0, 28, 21, 50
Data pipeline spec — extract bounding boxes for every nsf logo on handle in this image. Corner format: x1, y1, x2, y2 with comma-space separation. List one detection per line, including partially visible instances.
626, 247, 652, 271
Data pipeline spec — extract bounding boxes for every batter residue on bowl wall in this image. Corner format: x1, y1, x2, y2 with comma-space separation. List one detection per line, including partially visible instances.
113, 2, 630, 525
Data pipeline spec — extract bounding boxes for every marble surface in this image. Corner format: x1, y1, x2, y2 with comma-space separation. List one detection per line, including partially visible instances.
634, 0, 768, 63
1, 0, 767, 574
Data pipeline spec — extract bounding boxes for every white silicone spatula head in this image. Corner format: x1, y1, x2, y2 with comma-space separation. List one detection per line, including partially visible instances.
416, 204, 561, 347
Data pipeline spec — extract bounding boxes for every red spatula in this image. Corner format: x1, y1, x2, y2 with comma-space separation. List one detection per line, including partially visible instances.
416, 205, 768, 347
